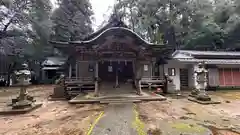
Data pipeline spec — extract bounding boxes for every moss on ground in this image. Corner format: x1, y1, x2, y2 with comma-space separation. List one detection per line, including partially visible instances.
171, 122, 207, 133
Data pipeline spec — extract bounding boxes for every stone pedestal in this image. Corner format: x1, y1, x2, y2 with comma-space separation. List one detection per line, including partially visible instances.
50, 86, 66, 99
167, 83, 177, 94
190, 89, 199, 97
196, 90, 211, 101
136, 79, 142, 95
0, 85, 42, 115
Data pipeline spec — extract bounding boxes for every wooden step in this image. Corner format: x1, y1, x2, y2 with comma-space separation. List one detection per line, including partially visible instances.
66, 86, 81, 89
81, 86, 95, 88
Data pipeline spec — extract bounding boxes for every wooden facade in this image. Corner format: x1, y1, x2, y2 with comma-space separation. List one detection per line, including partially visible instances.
50, 19, 173, 95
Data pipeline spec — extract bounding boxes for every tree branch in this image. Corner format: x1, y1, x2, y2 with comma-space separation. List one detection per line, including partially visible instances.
2, 16, 14, 32
1, 1, 30, 33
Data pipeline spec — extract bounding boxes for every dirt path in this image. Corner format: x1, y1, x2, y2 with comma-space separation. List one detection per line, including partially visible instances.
91, 103, 144, 135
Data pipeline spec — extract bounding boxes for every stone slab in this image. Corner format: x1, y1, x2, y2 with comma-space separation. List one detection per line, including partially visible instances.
69, 96, 166, 104
188, 97, 221, 105
138, 97, 167, 101
100, 100, 141, 104
0, 103, 42, 115
166, 94, 186, 99
69, 99, 100, 104
48, 96, 67, 101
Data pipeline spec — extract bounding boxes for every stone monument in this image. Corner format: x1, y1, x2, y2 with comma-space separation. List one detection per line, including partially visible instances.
50, 74, 66, 99
192, 62, 211, 101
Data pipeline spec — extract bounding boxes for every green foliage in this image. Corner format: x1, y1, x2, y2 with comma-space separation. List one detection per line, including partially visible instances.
0, 0, 94, 81
51, 0, 93, 41
0, 0, 53, 80
113, 0, 240, 50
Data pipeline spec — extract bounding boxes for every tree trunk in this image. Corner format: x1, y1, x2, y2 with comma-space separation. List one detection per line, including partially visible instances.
6, 62, 15, 86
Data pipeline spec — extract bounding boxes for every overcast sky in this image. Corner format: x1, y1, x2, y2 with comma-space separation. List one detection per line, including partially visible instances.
50, 0, 115, 30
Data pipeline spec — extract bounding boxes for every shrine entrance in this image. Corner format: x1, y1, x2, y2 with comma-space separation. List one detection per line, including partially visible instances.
99, 60, 134, 85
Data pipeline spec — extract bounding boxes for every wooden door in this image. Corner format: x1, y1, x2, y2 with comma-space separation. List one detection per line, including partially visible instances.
180, 69, 189, 89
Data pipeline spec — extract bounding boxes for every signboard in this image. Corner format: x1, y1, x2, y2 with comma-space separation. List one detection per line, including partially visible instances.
144, 65, 148, 71
88, 64, 94, 72
108, 66, 113, 72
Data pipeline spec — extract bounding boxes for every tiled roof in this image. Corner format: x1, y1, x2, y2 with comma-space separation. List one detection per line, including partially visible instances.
177, 58, 240, 64
173, 50, 240, 57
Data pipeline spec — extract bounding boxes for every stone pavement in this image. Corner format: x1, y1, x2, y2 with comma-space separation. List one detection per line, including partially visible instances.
90, 103, 145, 135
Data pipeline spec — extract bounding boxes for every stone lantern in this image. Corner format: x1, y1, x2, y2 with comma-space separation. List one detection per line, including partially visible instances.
11, 63, 36, 109
192, 62, 211, 101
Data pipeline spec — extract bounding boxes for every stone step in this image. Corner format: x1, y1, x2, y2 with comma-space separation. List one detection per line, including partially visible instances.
67, 91, 82, 95
99, 98, 133, 101
100, 100, 141, 104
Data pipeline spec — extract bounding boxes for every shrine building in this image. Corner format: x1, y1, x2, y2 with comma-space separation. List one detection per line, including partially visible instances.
50, 18, 240, 95
50, 18, 173, 95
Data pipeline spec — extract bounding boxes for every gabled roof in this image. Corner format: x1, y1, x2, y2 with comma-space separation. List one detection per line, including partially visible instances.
83, 17, 128, 41
69, 27, 158, 46
50, 18, 165, 47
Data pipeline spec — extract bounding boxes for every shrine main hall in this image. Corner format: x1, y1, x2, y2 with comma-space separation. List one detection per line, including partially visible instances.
50, 18, 240, 95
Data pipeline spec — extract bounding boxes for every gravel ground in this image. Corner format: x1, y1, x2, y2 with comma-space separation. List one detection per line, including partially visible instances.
138, 91, 240, 135
1, 86, 240, 135
91, 103, 140, 135
0, 86, 104, 135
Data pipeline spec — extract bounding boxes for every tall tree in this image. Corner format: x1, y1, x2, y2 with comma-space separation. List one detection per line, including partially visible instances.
51, 0, 93, 41
0, 0, 52, 84
112, 0, 240, 50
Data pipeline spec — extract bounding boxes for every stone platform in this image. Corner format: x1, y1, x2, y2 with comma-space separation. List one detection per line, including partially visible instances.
188, 97, 221, 105
0, 103, 42, 115
69, 94, 166, 104
69, 83, 167, 104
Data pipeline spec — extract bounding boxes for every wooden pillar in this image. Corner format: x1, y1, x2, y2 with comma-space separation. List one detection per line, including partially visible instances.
41, 70, 45, 81
94, 61, 99, 96
136, 61, 142, 95
69, 64, 72, 78
75, 62, 78, 79
150, 62, 153, 78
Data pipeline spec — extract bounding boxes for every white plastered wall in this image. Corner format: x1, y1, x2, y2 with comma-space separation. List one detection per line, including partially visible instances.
164, 60, 189, 90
